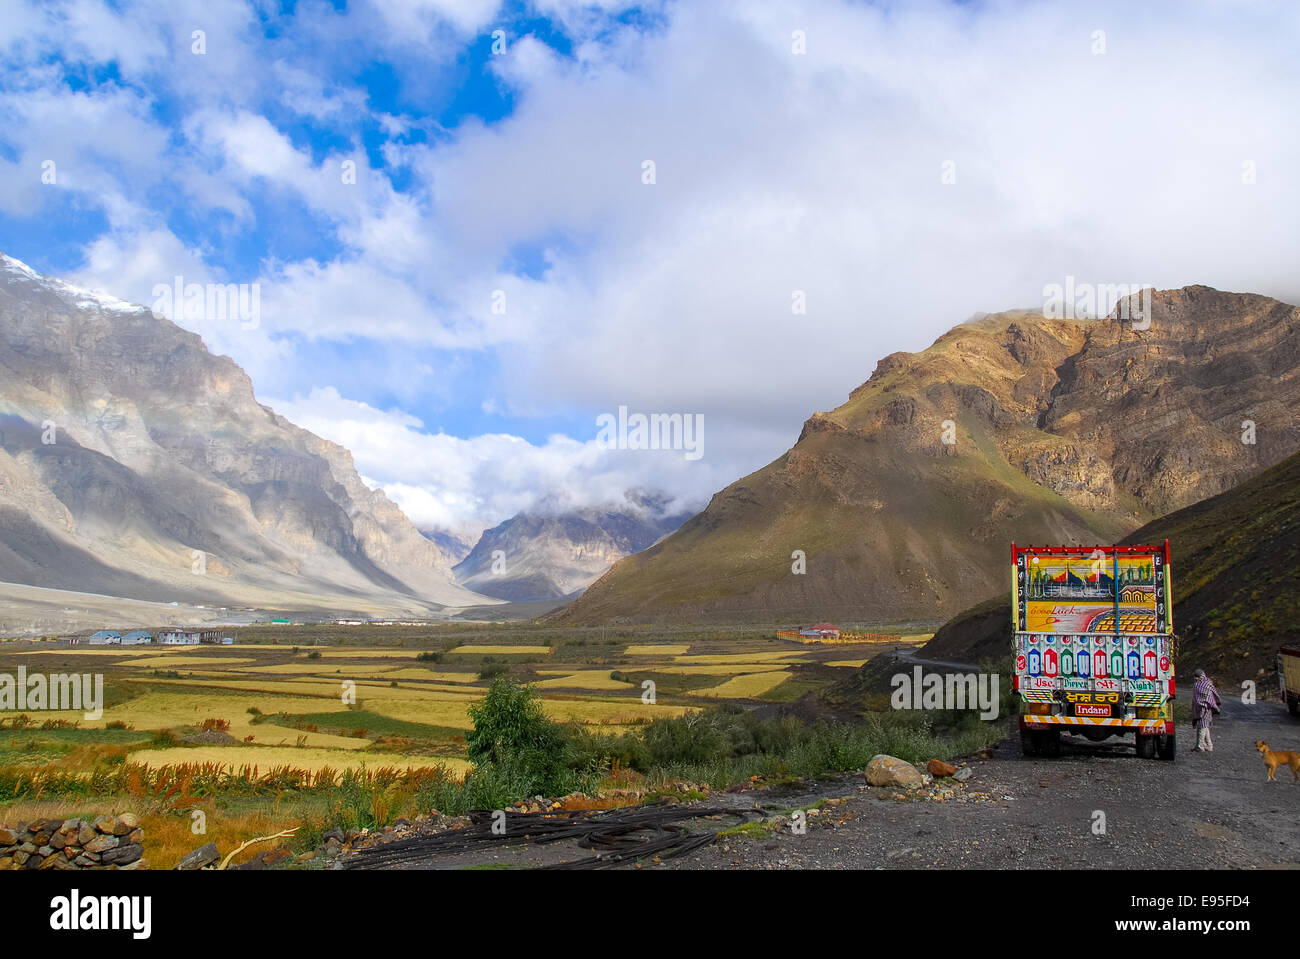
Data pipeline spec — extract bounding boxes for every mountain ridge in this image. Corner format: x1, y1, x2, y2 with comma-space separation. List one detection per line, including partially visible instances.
0, 251, 496, 628
551, 287, 1300, 627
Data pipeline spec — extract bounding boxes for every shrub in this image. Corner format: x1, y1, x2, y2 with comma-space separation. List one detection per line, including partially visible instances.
466, 678, 577, 797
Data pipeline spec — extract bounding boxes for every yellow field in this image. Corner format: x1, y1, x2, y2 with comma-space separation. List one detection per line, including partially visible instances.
363, 699, 474, 729
238, 662, 434, 676
445, 645, 551, 655
646, 663, 790, 676
311, 649, 420, 658
540, 698, 696, 725
688, 671, 790, 699
534, 670, 633, 690
87, 692, 368, 749
126, 746, 472, 776
141, 677, 481, 702
373, 668, 477, 682
623, 644, 690, 656
117, 655, 256, 668
672, 652, 807, 665
826, 659, 868, 668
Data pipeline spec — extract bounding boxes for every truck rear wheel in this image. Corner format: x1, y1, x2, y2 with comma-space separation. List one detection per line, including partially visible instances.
1039, 729, 1061, 757
1020, 728, 1039, 757
1136, 733, 1157, 759
1157, 733, 1176, 760
1289, 698, 1299, 717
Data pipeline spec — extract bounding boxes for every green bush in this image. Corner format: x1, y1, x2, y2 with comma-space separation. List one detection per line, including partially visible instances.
466, 678, 578, 798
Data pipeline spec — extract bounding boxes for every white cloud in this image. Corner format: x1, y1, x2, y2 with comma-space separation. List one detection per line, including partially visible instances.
4, 0, 1300, 538
265, 387, 719, 538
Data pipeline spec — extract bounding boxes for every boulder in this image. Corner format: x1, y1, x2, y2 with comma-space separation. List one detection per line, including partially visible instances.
954, 766, 974, 782
174, 842, 220, 871
0, 829, 15, 846
865, 754, 924, 788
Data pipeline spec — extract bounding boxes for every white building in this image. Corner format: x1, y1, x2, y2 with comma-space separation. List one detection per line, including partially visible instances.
121, 630, 153, 645
158, 630, 201, 645
87, 630, 121, 645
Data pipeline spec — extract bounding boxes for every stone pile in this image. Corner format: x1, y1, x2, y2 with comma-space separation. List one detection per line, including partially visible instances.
0, 814, 147, 870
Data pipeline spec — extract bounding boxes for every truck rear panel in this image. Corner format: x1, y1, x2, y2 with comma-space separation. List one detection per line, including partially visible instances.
1012, 542, 1176, 755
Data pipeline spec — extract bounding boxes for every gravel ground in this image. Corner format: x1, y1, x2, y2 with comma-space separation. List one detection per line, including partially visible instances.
658, 698, 1300, 870
342, 698, 1300, 871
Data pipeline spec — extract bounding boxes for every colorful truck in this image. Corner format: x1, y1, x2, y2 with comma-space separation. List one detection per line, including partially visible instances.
1276, 646, 1300, 716
1012, 542, 1176, 760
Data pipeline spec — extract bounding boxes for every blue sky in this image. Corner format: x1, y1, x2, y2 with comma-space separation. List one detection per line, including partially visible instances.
2, 0, 1298, 540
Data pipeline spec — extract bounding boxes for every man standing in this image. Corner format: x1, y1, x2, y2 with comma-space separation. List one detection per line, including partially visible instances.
1192, 668, 1221, 752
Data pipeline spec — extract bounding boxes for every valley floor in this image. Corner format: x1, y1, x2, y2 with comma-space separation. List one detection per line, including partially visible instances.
353, 697, 1300, 871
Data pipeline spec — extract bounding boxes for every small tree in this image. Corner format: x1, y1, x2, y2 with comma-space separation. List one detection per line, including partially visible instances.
466, 678, 573, 797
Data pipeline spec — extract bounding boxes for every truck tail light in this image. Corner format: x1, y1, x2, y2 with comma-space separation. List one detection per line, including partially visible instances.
1012, 674, 1020, 691
1168, 678, 1175, 698
1028, 702, 1051, 715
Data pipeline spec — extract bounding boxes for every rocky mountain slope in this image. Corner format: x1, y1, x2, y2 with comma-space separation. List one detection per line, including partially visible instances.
552, 287, 1300, 626
0, 252, 493, 625
453, 494, 692, 602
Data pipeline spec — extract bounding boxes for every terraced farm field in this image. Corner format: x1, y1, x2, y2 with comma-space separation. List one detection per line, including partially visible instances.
0, 624, 922, 865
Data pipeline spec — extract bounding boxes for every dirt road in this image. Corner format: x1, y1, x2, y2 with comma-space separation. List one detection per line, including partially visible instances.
660, 697, 1300, 870
341, 698, 1300, 871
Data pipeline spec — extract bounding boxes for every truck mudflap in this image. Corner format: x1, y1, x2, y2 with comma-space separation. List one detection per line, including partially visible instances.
1020, 716, 1174, 734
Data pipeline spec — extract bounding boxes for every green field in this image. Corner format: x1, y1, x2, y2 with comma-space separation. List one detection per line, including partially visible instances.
0, 623, 939, 867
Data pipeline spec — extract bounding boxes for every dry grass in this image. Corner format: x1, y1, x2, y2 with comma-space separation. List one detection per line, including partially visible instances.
825, 659, 869, 668
671, 652, 807, 665
645, 663, 790, 676
444, 645, 552, 655
126, 746, 472, 776
117, 655, 256, 668
539, 698, 696, 724
687, 671, 791, 699
623, 644, 690, 656
534, 670, 633, 690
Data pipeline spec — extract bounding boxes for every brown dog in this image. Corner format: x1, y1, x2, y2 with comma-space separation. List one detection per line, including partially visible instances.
1255, 740, 1300, 782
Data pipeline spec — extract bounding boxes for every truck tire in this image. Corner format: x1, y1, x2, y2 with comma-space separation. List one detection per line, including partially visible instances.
1136, 733, 1157, 759
1157, 733, 1176, 760
1289, 698, 1299, 717
1040, 729, 1061, 758
1020, 728, 1039, 757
